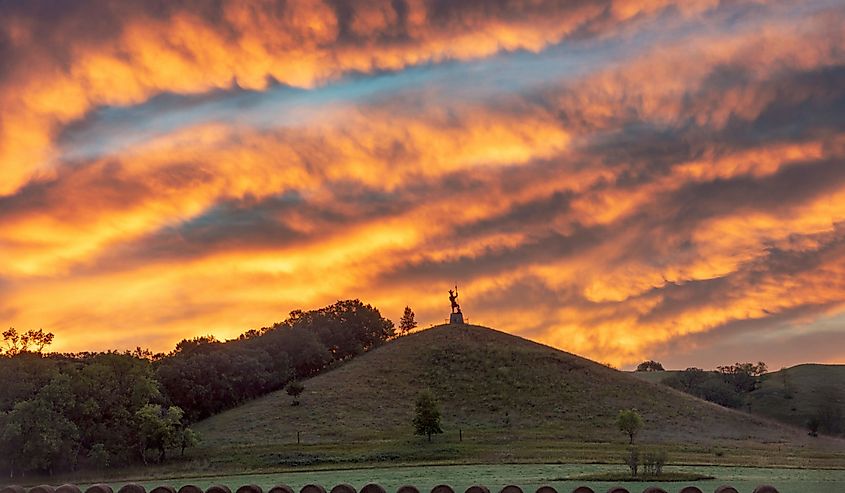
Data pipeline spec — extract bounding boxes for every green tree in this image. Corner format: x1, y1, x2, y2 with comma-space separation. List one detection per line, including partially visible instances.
135, 404, 186, 463
413, 391, 443, 442
286, 380, 305, 406
399, 306, 418, 336
617, 409, 643, 444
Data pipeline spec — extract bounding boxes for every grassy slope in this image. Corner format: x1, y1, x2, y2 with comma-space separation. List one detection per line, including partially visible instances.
188, 325, 845, 471
629, 365, 845, 432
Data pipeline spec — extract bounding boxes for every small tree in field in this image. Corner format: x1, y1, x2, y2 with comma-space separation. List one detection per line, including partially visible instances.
399, 306, 418, 336
413, 391, 443, 442
286, 380, 305, 406
617, 409, 643, 444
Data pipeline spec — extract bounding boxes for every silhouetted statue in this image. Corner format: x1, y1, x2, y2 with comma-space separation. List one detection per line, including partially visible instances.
449, 286, 461, 314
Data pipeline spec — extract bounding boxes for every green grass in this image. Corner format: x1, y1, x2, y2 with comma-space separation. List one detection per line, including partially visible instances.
562, 471, 714, 481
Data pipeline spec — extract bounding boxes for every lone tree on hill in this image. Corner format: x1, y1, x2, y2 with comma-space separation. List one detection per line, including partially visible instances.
636, 360, 664, 372
286, 380, 305, 406
413, 390, 443, 442
617, 408, 643, 444
399, 306, 418, 336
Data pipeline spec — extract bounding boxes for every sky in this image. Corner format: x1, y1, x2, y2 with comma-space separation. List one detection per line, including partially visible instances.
1, 0, 845, 370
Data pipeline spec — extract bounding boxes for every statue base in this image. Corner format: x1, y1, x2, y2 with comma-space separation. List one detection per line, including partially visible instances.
449, 312, 464, 324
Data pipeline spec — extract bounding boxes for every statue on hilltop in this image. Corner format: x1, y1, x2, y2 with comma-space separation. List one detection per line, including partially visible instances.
448, 286, 464, 324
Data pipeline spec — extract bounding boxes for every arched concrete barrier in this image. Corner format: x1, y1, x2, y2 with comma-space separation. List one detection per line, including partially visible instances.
641, 488, 667, 493
150, 487, 176, 493
56, 485, 81, 493
236, 485, 263, 493
179, 486, 203, 493
360, 484, 385, 493
30, 485, 55, 493
206, 486, 231, 493
1, 486, 25, 493
301, 485, 326, 493
431, 486, 454, 493
499, 486, 523, 493
535, 487, 557, 493
605, 488, 629, 493
329, 485, 355, 493
572, 487, 595, 493
679, 488, 703, 493
714, 487, 739, 493
465, 486, 489, 493
397, 486, 420, 493
752, 487, 779, 493
269, 486, 294, 493
86, 484, 113, 493
118, 484, 145, 493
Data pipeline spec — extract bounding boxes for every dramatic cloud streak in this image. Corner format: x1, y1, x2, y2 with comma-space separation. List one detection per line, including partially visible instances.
1, 0, 844, 367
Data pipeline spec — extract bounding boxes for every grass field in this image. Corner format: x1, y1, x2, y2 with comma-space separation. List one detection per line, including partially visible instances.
65, 464, 845, 493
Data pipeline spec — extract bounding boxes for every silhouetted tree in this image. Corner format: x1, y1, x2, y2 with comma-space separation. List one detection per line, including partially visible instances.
2, 328, 54, 355
286, 380, 305, 406
399, 306, 418, 336
636, 360, 664, 372
617, 409, 643, 444
413, 391, 443, 442
623, 446, 640, 477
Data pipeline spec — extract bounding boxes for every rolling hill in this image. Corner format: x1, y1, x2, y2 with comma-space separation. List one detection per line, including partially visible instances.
629, 365, 845, 435
193, 324, 844, 469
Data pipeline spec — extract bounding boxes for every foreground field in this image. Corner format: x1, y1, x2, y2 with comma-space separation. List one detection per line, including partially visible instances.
75, 464, 845, 493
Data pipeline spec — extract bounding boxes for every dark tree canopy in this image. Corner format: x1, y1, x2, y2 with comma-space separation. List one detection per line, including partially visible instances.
617, 409, 643, 444
286, 380, 305, 406
636, 360, 664, 372
0, 298, 393, 477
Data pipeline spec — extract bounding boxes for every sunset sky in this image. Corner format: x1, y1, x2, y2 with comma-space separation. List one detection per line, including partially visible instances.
2, 0, 845, 369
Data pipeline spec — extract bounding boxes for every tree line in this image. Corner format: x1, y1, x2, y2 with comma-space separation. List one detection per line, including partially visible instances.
0, 299, 395, 477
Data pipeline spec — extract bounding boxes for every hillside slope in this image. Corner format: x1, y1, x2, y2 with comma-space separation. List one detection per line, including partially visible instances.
629, 365, 845, 435
196, 325, 825, 452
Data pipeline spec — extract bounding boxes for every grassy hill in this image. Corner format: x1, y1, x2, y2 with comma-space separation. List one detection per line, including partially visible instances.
190, 325, 844, 471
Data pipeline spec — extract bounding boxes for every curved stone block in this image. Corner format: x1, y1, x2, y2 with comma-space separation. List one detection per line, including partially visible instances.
179, 486, 203, 493
714, 487, 739, 493
465, 486, 489, 493
679, 488, 703, 493
236, 485, 263, 493
30, 485, 55, 493
641, 488, 667, 493
535, 487, 557, 493
2, 486, 26, 493
571, 487, 595, 493
56, 485, 82, 493
150, 486, 176, 493
752, 487, 779, 493
206, 486, 232, 493
430, 486, 454, 493
397, 486, 420, 493
359, 485, 384, 493
300, 485, 326, 493
86, 484, 114, 493
500, 486, 523, 493
605, 488, 629, 493
118, 484, 145, 493
329, 485, 355, 493
268, 486, 294, 493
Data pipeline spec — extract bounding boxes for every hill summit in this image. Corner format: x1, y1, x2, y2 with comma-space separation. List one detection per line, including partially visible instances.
197, 324, 817, 451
